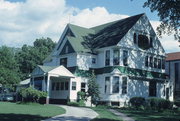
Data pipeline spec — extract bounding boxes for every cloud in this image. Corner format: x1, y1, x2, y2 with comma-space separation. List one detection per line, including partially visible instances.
0, 0, 178, 52
150, 21, 179, 53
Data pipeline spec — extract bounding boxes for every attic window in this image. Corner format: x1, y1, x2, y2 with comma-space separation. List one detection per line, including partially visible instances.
133, 33, 137, 44
65, 46, 69, 53
150, 37, 153, 47
138, 34, 150, 50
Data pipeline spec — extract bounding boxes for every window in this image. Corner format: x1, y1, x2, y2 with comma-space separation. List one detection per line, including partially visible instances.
123, 50, 128, 66
149, 81, 156, 96
60, 82, 64, 90
56, 82, 60, 90
158, 59, 161, 69
175, 63, 179, 90
138, 34, 150, 50
65, 46, 69, 53
60, 58, 67, 67
105, 50, 110, 66
163, 85, 166, 96
133, 33, 137, 44
154, 58, 157, 68
52, 82, 55, 91
145, 56, 149, 67
113, 49, 120, 65
105, 77, 110, 94
112, 76, 119, 93
150, 37, 153, 47
149, 56, 153, 68
81, 82, 86, 92
72, 82, 76, 90
92, 58, 96, 64
162, 59, 165, 69
65, 82, 69, 90
122, 77, 128, 94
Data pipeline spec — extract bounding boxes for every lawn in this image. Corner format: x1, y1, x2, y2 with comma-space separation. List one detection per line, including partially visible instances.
91, 106, 122, 121
0, 102, 65, 121
116, 108, 180, 121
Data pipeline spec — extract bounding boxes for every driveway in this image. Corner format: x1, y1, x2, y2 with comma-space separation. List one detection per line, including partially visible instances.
43, 105, 98, 121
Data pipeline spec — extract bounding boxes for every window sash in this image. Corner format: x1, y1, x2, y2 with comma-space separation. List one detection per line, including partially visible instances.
123, 50, 128, 66
72, 82, 76, 90
113, 49, 120, 65
105, 50, 110, 66
112, 76, 119, 93
122, 77, 127, 94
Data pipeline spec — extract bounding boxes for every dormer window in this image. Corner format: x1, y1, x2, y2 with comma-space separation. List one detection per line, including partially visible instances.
133, 33, 137, 44
65, 46, 69, 53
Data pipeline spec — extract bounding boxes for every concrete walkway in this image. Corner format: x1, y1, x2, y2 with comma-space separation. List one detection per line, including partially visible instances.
43, 105, 98, 121
109, 109, 135, 121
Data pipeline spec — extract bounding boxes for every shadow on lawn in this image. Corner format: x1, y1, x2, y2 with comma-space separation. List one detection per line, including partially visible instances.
0, 113, 48, 121
91, 118, 120, 121
124, 111, 180, 121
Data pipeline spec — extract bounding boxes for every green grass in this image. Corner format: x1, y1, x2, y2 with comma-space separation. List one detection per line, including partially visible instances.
91, 106, 122, 121
0, 102, 65, 121
116, 108, 180, 121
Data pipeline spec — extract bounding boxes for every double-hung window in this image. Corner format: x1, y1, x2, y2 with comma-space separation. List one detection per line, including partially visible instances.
112, 76, 119, 93
113, 49, 120, 65
123, 50, 128, 66
105, 50, 110, 66
122, 77, 128, 94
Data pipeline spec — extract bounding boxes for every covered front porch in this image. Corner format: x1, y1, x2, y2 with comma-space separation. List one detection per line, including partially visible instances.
31, 65, 76, 104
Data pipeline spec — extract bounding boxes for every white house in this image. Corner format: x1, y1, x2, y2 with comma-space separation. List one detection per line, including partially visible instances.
31, 13, 167, 106
165, 52, 180, 101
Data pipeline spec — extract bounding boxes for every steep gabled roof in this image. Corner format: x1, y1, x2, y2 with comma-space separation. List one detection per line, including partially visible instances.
90, 13, 144, 48
166, 52, 180, 61
60, 13, 144, 53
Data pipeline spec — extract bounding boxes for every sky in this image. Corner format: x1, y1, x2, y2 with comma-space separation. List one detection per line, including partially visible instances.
0, 0, 179, 53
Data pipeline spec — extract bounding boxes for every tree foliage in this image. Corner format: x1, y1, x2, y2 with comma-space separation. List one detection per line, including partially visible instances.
142, 0, 180, 42
87, 71, 100, 106
15, 37, 56, 79
0, 46, 20, 87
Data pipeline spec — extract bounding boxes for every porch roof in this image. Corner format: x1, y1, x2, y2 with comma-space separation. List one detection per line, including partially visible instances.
33, 65, 75, 78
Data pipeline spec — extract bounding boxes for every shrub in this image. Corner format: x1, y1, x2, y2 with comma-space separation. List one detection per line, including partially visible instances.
146, 97, 173, 110
18, 87, 47, 103
174, 100, 180, 107
67, 102, 79, 106
129, 97, 145, 109
67, 100, 85, 107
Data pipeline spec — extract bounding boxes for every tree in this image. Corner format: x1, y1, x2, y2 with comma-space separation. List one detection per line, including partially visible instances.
87, 71, 100, 106
0, 46, 20, 88
140, 0, 180, 42
15, 37, 56, 80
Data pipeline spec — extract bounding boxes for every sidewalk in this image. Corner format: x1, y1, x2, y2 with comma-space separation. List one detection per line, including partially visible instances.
109, 109, 135, 121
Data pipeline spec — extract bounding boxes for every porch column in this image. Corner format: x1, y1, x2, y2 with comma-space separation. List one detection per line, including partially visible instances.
46, 74, 50, 104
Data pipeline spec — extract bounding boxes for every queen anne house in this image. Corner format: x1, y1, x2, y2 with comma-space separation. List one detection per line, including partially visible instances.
30, 13, 167, 106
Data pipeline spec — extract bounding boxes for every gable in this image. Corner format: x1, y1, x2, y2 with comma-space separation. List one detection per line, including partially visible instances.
60, 40, 75, 55
56, 27, 75, 51
118, 14, 165, 55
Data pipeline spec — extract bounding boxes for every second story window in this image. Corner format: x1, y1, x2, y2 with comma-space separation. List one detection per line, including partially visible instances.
145, 56, 149, 67
60, 58, 67, 67
113, 49, 120, 65
150, 37, 153, 47
162, 59, 165, 69
105, 50, 110, 66
149, 56, 153, 68
133, 33, 137, 44
154, 58, 157, 68
158, 59, 162, 69
123, 50, 128, 66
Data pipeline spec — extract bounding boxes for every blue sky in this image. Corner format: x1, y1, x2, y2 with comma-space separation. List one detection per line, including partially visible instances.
1, 0, 179, 52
